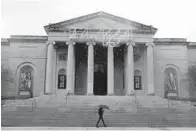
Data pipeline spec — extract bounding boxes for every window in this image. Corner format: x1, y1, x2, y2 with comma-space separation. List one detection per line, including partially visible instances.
58, 75, 66, 89
134, 70, 142, 90
59, 54, 66, 60
58, 69, 66, 89
134, 76, 142, 90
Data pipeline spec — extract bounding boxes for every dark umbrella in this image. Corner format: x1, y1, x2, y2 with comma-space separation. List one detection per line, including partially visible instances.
98, 104, 110, 110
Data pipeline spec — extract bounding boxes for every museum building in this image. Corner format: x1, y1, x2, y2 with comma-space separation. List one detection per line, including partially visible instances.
1, 11, 196, 99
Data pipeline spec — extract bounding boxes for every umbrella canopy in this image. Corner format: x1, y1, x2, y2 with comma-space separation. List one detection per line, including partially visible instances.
98, 104, 110, 110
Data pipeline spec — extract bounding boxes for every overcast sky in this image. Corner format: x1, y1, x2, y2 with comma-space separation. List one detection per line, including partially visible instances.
1, 0, 196, 41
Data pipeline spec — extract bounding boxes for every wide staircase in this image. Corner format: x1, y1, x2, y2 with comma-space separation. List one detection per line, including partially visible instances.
2, 95, 196, 127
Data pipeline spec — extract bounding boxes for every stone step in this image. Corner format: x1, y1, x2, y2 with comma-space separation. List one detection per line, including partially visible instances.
2, 95, 196, 127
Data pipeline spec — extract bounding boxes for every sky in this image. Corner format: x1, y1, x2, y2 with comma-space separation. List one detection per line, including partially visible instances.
1, 0, 196, 41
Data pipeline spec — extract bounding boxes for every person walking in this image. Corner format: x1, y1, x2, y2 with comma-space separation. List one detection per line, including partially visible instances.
96, 107, 107, 127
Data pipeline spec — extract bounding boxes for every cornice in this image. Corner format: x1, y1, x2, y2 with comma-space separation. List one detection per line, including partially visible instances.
188, 42, 196, 48
1, 35, 48, 44
154, 38, 189, 45
1, 38, 10, 45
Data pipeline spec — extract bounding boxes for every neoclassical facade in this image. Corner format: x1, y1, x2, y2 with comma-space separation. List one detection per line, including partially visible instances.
1, 12, 196, 99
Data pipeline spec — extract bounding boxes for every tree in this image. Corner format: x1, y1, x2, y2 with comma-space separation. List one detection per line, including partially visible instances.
188, 65, 196, 99
1, 64, 14, 100
1, 64, 14, 83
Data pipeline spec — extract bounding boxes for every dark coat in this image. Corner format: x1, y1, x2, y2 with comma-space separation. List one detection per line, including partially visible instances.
98, 108, 104, 117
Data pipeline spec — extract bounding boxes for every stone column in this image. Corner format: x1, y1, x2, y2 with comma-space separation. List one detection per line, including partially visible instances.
52, 45, 58, 95
146, 43, 155, 95
87, 42, 96, 95
107, 45, 114, 95
126, 40, 135, 95
66, 41, 76, 95
45, 41, 55, 94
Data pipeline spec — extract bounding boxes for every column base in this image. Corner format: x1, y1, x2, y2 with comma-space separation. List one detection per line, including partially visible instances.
45, 92, 53, 95
126, 93, 135, 96
87, 93, 94, 96
67, 93, 74, 96
107, 93, 114, 96
126, 91, 135, 96
148, 93, 155, 96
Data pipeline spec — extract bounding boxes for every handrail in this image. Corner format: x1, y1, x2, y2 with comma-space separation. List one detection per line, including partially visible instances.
31, 98, 36, 111
167, 96, 175, 112
152, 100, 157, 107
131, 91, 137, 101
2, 97, 37, 112
130, 90, 138, 109
65, 89, 70, 104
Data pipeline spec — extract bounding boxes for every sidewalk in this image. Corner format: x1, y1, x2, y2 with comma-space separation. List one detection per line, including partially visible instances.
2, 127, 196, 130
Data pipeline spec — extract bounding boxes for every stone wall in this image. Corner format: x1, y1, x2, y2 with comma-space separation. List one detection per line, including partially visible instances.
154, 42, 189, 99
1, 36, 47, 98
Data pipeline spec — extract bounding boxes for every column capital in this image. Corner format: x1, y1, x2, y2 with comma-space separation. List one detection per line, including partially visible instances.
86, 41, 96, 46
146, 42, 154, 47
46, 41, 55, 46
66, 41, 76, 45
107, 44, 115, 48
105, 42, 116, 47
126, 39, 135, 46
53, 44, 58, 49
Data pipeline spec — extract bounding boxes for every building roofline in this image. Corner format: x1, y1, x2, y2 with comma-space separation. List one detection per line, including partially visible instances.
154, 38, 196, 47
153, 38, 190, 45
1, 38, 10, 45
44, 11, 157, 35
154, 38, 187, 42
1, 35, 48, 44
10, 35, 48, 39
189, 42, 196, 45
188, 42, 196, 48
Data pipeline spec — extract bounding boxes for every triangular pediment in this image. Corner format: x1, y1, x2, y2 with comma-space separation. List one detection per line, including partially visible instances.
45, 11, 157, 33
64, 16, 136, 29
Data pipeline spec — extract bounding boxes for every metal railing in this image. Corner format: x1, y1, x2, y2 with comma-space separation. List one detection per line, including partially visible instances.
65, 89, 70, 104
130, 90, 138, 109
2, 97, 37, 112
167, 97, 176, 112
31, 98, 37, 111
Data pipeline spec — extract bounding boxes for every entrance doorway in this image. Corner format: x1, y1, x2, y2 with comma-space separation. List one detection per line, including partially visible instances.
94, 70, 107, 95
94, 44, 107, 95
